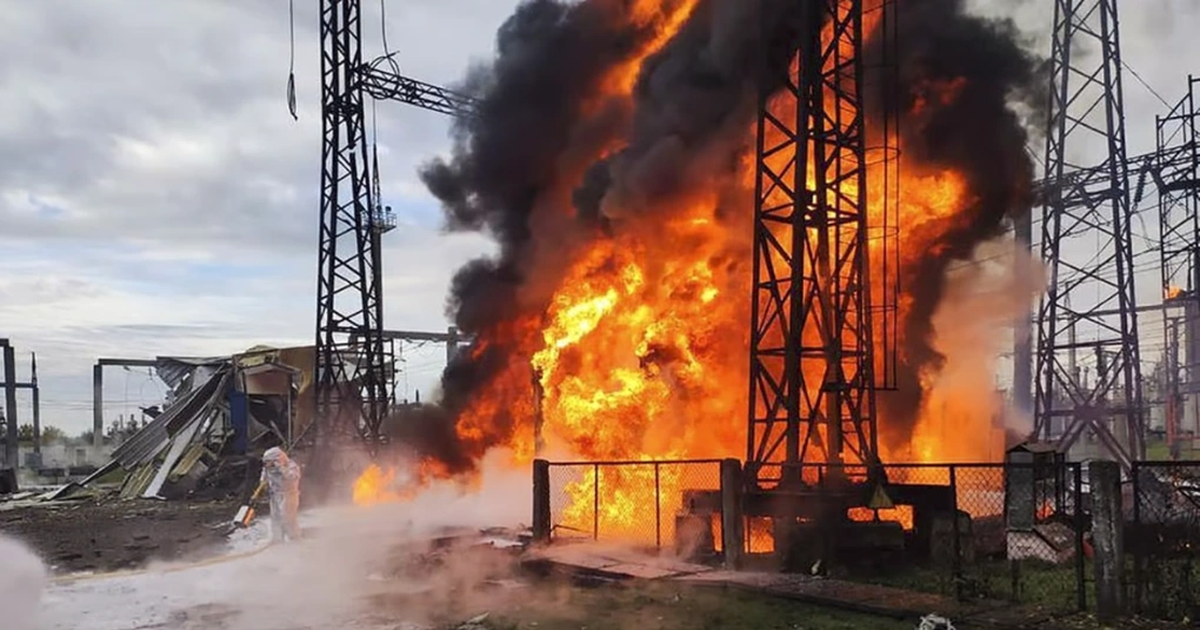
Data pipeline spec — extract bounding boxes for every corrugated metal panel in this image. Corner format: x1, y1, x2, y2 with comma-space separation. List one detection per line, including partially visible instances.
169, 443, 209, 480
119, 463, 157, 500
155, 357, 228, 391
142, 410, 207, 499
108, 367, 231, 470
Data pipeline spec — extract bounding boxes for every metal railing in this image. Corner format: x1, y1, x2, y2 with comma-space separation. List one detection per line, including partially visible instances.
545, 459, 724, 549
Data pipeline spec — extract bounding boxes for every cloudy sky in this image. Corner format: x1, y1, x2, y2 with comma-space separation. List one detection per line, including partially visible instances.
0, 0, 1196, 436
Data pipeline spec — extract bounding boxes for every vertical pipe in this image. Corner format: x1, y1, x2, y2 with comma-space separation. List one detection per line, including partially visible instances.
1074, 463, 1087, 611
1131, 461, 1142, 613
446, 326, 459, 364
286, 373, 294, 448
950, 465, 962, 601
31, 353, 40, 458
1014, 212, 1033, 416
720, 458, 745, 570
3, 344, 18, 469
654, 463, 661, 549
532, 459, 551, 543
593, 463, 600, 541
92, 363, 104, 448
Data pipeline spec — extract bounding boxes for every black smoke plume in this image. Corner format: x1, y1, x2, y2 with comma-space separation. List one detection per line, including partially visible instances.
867, 0, 1043, 447
403, 0, 1044, 473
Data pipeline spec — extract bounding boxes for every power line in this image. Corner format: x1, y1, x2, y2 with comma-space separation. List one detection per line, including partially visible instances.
1122, 59, 1170, 108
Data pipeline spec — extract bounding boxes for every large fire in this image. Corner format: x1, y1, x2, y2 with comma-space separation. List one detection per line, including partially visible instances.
353, 0, 1028, 544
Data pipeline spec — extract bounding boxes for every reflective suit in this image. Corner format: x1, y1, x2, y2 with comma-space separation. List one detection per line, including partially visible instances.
260, 447, 302, 542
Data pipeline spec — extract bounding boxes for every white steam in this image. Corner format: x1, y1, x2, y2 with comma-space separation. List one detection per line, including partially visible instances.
0, 533, 46, 630
915, 235, 1046, 461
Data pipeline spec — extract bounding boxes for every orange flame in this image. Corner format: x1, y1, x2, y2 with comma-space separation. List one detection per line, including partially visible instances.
352, 463, 401, 506
386, 1, 1014, 547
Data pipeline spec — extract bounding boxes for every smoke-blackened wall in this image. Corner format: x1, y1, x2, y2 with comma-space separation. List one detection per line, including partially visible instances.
867, 0, 1043, 447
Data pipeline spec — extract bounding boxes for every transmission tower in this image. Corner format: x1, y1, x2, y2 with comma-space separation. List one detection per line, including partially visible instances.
1034, 0, 1143, 467
745, 0, 896, 489
1155, 76, 1200, 455
310, 0, 474, 450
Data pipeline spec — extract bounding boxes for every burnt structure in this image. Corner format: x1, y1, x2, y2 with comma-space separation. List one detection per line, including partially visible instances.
1034, 0, 1143, 467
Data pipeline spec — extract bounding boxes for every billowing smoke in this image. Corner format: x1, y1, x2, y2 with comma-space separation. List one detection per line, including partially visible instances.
408, 0, 783, 472
401, 0, 1043, 474
867, 0, 1043, 447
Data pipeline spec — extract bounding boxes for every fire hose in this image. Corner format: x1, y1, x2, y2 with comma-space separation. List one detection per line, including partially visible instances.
48, 541, 274, 586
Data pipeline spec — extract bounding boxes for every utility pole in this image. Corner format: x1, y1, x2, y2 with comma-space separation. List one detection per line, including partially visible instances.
1034, 0, 1143, 468
1, 340, 16, 469
29, 353, 39, 462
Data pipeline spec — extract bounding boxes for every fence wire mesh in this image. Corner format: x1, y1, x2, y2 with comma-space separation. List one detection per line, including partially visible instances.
951, 464, 1085, 611
823, 463, 1086, 612
542, 459, 1088, 612
546, 460, 723, 551
1131, 461, 1200, 621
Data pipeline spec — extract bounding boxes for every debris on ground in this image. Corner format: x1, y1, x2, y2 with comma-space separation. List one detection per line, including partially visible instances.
917, 613, 956, 629
0, 494, 240, 573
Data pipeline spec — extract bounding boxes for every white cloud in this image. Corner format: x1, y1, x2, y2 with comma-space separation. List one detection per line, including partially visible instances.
0, 0, 517, 434
0, 0, 1195, 436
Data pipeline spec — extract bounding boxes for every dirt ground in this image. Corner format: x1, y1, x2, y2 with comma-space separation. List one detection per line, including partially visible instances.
0, 496, 241, 573
370, 579, 916, 630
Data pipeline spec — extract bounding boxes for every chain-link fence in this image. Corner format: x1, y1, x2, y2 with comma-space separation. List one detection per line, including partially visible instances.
541, 459, 1087, 612
545, 460, 724, 553
950, 463, 1085, 611
1131, 461, 1200, 620
806, 462, 1087, 612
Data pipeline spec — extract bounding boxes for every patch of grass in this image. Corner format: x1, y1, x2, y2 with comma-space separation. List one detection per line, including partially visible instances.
486, 582, 913, 630
857, 559, 1084, 610
1144, 438, 1200, 461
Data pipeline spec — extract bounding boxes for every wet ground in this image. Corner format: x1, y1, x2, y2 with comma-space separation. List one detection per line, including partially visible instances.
0, 497, 240, 573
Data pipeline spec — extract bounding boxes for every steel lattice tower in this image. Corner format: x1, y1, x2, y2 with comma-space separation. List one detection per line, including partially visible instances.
1156, 76, 1200, 454
1157, 77, 1200, 308
308, 1, 475, 453
746, 0, 891, 488
313, 0, 392, 445
1034, 0, 1143, 467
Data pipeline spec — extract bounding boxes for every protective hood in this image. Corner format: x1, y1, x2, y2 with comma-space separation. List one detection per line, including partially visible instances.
263, 447, 289, 465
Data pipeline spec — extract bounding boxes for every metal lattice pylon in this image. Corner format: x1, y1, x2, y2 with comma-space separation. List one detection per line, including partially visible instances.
1156, 76, 1200, 455
313, 0, 391, 446
746, 0, 893, 487
309, 1, 476, 451
1034, 0, 1143, 467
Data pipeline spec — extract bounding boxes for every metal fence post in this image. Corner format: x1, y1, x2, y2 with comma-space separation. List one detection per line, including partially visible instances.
720, 458, 744, 570
1073, 462, 1086, 611
950, 465, 962, 601
654, 462, 662, 548
1131, 460, 1142, 613
532, 459, 551, 543
593, 463, 600, 541
1089, 459, 1126, 622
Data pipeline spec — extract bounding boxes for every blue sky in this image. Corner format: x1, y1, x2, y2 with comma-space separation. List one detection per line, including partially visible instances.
0, 0, 1197, 435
